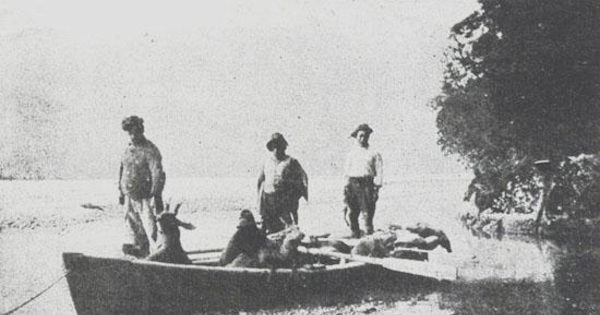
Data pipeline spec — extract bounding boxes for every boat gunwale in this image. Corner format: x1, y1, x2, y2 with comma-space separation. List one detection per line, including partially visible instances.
63, 252, 372, 274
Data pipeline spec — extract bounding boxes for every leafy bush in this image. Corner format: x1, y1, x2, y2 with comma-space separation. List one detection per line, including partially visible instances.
549, 155, 600, 218
434, 0, 600, 221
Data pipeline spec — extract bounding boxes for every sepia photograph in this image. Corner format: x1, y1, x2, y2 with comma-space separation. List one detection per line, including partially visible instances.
1, 0, 599, 314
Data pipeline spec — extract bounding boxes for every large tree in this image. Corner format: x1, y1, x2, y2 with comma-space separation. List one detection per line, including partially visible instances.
434, 0, 600, 215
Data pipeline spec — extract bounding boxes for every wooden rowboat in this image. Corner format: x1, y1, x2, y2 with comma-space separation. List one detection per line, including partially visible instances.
63, 237, 456, 315
62, 251, 381, 315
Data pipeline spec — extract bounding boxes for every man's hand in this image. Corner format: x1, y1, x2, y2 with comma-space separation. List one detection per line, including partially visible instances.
463, 190, 473, 202
373, 185, 381, 201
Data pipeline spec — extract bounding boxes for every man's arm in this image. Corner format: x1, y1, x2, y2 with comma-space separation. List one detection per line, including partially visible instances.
343, 151, 352, 182
373, 153, 383, 188
219, 233, 242, 266
300, 164, 308, 201
147, 145, 164, 197
290, 159, 309, 201
118, 162, 125, 205
464, 179, 478, 201
257, 167, 265, 194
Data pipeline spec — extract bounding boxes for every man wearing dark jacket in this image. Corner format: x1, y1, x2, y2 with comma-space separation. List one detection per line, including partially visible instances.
257, 133, 308, 234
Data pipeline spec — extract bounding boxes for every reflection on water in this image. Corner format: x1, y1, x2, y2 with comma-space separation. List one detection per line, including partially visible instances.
553, 246, 600, 315
454, 228, 558, 282
451, 225, 600, 315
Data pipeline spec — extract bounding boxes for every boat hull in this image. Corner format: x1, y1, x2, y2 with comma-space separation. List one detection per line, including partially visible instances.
63, 252, 381, 315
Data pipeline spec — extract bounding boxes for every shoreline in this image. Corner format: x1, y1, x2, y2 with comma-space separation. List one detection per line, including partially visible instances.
4, 176, 584, 315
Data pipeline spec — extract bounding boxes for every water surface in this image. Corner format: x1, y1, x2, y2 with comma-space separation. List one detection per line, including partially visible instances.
1, 176, 599, 314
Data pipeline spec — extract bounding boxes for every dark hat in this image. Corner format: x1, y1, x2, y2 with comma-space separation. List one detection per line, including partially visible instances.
266, 132, 288, 151
122, 116, 144, 132
238, 209, 256, 228
350, 124, 373, 138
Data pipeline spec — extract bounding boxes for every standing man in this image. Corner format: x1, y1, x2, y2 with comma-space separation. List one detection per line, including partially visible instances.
257, 133, 308, 234
119, 116, 166, 257
344, 124, 383, 238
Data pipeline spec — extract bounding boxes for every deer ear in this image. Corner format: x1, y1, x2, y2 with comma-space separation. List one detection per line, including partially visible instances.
178, 220, 195, 230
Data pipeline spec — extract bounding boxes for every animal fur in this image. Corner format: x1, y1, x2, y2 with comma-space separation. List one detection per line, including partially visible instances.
145, 203, 194, 264
226, 225, 305, 269
401, 223, 452, 253
220, 224, 267, 266
351, 231, 397, 257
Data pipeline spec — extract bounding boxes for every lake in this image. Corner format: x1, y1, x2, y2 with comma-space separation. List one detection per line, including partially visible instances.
1, 176, 599, 314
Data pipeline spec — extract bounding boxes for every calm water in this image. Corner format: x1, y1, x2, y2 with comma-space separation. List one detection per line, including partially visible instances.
1, 177, 599, 314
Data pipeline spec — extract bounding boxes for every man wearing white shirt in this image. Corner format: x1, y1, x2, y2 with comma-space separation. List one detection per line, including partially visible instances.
344, 124, 383, 238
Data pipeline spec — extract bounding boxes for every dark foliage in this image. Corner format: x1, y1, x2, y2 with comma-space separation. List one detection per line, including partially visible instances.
550, 155, 600, 218
434, 0, 600, 216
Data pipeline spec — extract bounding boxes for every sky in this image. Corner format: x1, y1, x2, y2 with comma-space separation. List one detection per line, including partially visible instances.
0, 0, 479, 179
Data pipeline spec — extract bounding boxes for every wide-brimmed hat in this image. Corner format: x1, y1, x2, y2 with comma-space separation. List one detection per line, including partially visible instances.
122, 115, 144, 132
350, 124, 373, 138
266, 132, 288, 151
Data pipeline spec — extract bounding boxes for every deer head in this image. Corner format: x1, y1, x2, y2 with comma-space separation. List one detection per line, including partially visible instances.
156, 202, 196, 235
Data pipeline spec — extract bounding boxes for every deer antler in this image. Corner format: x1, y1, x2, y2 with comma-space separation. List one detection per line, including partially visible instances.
164, 197, 174, 212
173, 203, 182, 215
